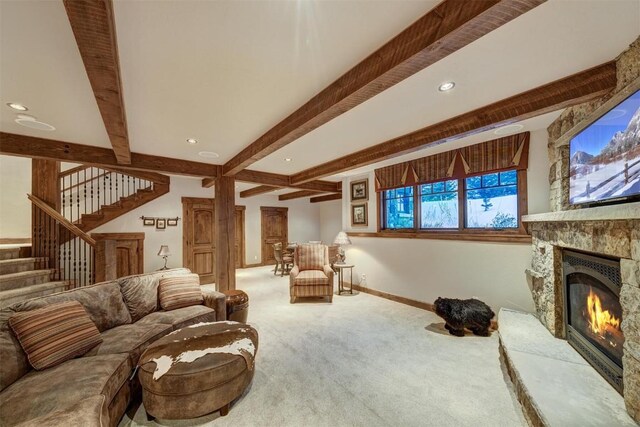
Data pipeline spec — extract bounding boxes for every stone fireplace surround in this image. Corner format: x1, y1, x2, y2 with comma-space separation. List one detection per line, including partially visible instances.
524, 205, 640, 422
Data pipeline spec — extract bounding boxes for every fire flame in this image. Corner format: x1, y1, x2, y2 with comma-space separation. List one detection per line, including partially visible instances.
586, 288, 621, 340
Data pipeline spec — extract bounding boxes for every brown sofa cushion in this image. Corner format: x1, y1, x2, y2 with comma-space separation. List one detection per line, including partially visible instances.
85, 322, 171, 366
0, 353, 130, 427
14, 395, 109, 427
158, 274, 203, 311
9, 301, 103, 370
118, 268, 192, 322
137, 305, 217, 331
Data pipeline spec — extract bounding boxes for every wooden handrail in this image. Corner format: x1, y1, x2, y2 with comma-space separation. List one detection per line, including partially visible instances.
27, 194, 96, 246
60, 164, 91, 178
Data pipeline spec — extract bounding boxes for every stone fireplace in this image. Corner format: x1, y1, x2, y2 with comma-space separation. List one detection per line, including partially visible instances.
520, 36, 640, 423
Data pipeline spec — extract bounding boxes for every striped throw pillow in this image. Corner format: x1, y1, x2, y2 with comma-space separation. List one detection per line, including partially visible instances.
9, 301, 103, 370
158, 274, 204, 311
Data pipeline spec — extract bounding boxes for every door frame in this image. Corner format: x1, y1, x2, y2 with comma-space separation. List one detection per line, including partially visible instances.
92, 232, 144, 281
235, 205, 246, 268
260, 206, 289, 265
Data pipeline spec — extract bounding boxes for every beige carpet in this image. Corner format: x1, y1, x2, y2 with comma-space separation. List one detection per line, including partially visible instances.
121, 267, 526, 427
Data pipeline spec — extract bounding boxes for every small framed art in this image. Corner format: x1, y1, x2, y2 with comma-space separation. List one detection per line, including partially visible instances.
155, 218, 166, 230
143, 217, 155, 226
351, 203, 368, 227
167, 218, 179, 227
350, 179, 368, 201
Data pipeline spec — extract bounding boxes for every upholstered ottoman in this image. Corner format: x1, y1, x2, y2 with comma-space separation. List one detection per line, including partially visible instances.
137, 321, 258, 420
222, 289, 249, 323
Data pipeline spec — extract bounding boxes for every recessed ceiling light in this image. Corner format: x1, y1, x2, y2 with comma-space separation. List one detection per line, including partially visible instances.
14, 114, 55, 131
438, 81, 455, 92
198, 151, 219, 159
494, 124, 524, 136
6, 102, 28, 111
186, 138, 198, 144
285, 158, 292, 162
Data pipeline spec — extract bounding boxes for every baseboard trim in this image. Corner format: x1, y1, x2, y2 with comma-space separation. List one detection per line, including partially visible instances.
351, 284, 498, 330
0, 238, 31, 244
241, 262, 270, 269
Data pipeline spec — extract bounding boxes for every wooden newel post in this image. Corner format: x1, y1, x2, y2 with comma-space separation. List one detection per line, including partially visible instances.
215, 176, 236, 292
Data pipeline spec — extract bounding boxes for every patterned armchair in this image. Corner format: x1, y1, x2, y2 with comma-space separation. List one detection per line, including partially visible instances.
289, 244, 334, 303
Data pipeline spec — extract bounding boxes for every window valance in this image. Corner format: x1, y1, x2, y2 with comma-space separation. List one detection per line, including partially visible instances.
374, 132, 529, 191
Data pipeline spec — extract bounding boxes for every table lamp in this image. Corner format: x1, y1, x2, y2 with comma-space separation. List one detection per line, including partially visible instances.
158, 245, 171, 270
333, 231, 352, 264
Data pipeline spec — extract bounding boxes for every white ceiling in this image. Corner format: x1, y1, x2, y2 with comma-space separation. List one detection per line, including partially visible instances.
1, 0, 639, 184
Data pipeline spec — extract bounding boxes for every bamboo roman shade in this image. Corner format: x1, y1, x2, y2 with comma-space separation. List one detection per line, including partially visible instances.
374, 132, 529, 191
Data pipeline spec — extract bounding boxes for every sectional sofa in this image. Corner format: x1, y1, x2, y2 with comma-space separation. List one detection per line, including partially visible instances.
0, 268, 226, 426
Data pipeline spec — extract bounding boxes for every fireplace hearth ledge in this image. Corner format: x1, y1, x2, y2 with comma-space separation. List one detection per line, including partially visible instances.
522, 202, 640, 223
498, 308, 636, 427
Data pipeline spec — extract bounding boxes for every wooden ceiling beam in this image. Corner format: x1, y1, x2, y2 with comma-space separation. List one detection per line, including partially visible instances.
222, 0, 546, 176
310, 193, 343, 203
239, 185, 280, 198
203, 170, 340, 193
0, 133, 221, 178
278, 190, 319, 201
291, 62, 617, 184
63, 0, 131, 164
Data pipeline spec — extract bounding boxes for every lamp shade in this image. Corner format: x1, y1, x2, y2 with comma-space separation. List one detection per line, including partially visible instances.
333, 231, 352, 246
157, 245, 171, 257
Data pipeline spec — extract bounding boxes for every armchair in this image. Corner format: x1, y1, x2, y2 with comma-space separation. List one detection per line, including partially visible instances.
289, 244, 334, 303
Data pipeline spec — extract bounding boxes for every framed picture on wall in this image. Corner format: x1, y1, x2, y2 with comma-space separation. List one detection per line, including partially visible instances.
350, 179, 368, 201
351, 203, 368, 227
143, 217, 155, 226
167, 218, 179, 227
155, 218, 166, 230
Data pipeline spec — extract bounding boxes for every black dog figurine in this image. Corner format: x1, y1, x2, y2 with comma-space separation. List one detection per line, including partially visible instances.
433, 297, 495, 337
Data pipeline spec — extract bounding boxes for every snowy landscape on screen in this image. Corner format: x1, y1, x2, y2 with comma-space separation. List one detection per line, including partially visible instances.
569, 91, 640, 205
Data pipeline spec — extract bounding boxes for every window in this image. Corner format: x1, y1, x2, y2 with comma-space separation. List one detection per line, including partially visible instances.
379, 169, 525, 239
465, 170, 518, 229
420, 179, 458, 229
383, 186, 414, 229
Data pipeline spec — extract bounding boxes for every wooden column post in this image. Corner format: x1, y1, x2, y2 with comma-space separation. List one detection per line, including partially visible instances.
31, 159, 60, 262
215, 176, 236, 291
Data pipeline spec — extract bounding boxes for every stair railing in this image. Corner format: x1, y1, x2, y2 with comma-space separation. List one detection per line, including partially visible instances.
60, 166, 155, 224
28, 194, 96, 288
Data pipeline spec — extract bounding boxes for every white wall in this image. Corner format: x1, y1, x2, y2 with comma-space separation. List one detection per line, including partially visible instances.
319, 200, 342, 245
93, 176, 322, 272
329, 129, 551, 313
0, 155, 32, 239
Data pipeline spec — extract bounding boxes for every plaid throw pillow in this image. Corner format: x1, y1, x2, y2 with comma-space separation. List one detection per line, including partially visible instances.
158, 274, 203, 311
9, 301, 103, 370
297, 244, 326, 271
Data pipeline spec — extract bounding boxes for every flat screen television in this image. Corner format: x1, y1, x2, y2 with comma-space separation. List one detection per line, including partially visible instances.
569, 89, 640, 206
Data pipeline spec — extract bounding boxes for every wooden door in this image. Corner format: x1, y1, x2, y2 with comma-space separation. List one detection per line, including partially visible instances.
93, 233, 144, 282
183, 198, 215, 283
261, 207, 288, 265
183, 198, 246, 282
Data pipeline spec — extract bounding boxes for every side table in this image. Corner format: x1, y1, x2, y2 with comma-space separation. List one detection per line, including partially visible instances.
333, 263, 354, 295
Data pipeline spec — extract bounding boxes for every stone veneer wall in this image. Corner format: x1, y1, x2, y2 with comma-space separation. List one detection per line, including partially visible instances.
526, 36, 640, 422
547, 36, 640, 212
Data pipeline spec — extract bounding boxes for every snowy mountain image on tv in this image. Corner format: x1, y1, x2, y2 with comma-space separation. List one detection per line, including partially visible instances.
569, 89, 640, 205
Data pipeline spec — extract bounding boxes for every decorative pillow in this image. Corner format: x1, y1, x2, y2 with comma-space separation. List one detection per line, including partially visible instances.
8, 301, 103, 370
158, 274, 204, 311
297, 244, 326, 271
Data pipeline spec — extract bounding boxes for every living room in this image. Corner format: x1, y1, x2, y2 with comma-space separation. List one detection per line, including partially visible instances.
0, 0, 639, 426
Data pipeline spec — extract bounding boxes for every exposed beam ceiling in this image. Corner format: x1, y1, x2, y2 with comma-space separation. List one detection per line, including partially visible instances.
239, 185, 279, 198
203, 171, 340, 193
63, 0, 131, 164
278, 190, 320, 201
310, 193, 343, 203
0, 132, 220, 178
291, 62, 616, 184
222, 0, 546, 176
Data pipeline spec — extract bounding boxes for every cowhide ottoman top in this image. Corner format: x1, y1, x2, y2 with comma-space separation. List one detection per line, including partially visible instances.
138, 321, 259, 420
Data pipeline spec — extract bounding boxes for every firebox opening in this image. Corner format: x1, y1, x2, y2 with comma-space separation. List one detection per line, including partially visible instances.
563, 250, 624, 394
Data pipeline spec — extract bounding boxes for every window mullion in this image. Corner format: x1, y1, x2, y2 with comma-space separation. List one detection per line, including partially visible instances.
414, 184, 419, 231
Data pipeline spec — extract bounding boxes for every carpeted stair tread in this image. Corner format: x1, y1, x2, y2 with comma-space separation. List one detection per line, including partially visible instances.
0, 258, 48, 274
0, 269, 54, 291
0, 281, 68, 309
0, 247, 21, 260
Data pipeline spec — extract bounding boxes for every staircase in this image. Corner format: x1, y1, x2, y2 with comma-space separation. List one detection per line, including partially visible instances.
0, 166, 171, 308
60, 166, 170, 232
0, 246, 68, 309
